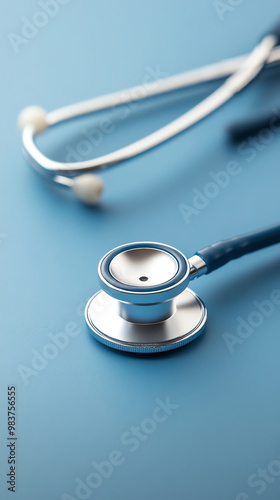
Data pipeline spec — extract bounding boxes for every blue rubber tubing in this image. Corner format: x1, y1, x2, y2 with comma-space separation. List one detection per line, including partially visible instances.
196, 224, 280, 274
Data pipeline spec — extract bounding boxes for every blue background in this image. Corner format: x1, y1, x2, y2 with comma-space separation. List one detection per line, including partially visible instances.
1, 1, 280, 499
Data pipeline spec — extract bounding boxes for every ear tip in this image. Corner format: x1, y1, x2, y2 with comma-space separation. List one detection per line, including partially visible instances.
18, 106, 47, 133
72, 174, 104, 205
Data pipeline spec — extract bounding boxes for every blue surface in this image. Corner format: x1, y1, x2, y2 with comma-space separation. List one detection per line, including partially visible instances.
1, 1, 280, 499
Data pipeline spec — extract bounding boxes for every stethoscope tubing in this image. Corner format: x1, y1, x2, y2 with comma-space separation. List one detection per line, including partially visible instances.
196, 224, 280, 274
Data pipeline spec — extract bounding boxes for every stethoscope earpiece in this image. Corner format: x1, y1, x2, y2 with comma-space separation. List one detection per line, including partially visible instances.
18, 31, 280, 204
18, 107, 105, 206
71, 174, 104, 206
18, 106, 48, 134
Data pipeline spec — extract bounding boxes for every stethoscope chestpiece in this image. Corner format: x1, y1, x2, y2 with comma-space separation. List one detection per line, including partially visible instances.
85, 242, 207, 353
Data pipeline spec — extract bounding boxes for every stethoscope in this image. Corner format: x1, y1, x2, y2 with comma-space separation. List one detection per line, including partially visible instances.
85, 225, 280, 353
18, 27, 280, 205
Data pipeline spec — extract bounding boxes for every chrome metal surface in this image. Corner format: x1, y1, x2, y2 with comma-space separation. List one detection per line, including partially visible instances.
189, 255, 207, 279
98, 242, 190, 305
22, 37, 279, 178
85, 288, 207, 353
119, 300, 175, 324
97, 242, 191, 324
109, 248, 178, 287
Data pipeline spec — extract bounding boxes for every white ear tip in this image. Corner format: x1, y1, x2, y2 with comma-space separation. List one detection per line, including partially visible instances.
18, 106, 47, 133
72, 174, 104, 205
